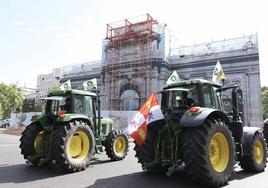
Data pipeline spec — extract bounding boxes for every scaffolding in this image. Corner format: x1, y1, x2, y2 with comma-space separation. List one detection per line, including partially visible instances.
103, 14, 161, 110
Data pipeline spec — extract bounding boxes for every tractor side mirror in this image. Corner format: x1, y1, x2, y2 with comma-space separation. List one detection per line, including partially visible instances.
237, 89, 244, 104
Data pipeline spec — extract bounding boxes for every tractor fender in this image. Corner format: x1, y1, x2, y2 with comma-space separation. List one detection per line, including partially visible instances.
61, 114, 92, 126
180, 108, 229, 127
242, 126, 262, 156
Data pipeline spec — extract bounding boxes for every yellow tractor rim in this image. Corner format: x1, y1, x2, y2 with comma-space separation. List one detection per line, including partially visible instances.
34, 131, 44, 154
113, 136, 127, 156
254, 140, 264, 164
209, 132, 229, 172
67, 131, 90, 160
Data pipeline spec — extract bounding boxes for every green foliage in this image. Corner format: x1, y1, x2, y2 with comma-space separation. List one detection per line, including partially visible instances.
0, 105, 3, 119
0, 83, 23, 118
262, 86, 268, 119
261, 87, 268, 92
48, 83, 60, 94
22, 99, 35, 112
34, 101, 45, 112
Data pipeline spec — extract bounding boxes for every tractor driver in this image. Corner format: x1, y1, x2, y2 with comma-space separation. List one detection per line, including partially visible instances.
64, 98, 71, 112
181, 91, 194, 107
175, 96, 187, 110
60, 97, 71, 112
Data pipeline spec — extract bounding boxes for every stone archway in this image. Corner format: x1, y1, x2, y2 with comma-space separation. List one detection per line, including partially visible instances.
119, 83, 140, 110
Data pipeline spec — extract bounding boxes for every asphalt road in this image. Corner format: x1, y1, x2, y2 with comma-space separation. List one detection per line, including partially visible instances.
1, 133, 268, 188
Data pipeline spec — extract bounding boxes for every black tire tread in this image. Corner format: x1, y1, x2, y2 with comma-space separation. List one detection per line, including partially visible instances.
52, 121, 95, 172
133, 125, 168, 173
19, 123, 43, 165
182, 119, 234, 186
104, 130, 129, 161
240, 132, 267, 172
263, 124, 268, 148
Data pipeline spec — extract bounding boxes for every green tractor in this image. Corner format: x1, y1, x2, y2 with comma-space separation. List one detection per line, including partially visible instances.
263, 118, 268, 147
20, 89, 129, 172
134, 79, 267, 186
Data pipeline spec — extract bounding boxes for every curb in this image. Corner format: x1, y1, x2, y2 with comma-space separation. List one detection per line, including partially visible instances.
0, 127, 24, 135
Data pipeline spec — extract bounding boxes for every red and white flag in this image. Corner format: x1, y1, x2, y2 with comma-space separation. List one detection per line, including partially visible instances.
126, 92, 164, 145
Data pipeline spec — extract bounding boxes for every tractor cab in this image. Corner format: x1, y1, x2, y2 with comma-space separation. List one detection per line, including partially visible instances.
161, 79, 222, 116
44, 89, 103, 136
45, 90, 97, 116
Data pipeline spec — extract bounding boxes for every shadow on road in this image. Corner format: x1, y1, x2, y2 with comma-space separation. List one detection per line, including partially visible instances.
87, 166, 263, 188
90, 158, 113, 165
0, 163, 64, 184
231, 169, 261, 180
0, 160, 263, 186
87, 166, 207, 188
0, 158, 117, 184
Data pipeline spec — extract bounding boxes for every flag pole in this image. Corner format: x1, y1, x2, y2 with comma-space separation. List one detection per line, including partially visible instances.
222, 79, 225, 86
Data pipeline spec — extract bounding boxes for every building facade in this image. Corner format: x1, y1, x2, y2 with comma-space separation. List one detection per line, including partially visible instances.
36, 68, 61, 102
56, 15, 262, 127
169, 35, 261, 126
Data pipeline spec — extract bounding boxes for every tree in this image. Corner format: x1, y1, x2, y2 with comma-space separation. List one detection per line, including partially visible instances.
22, 98, 35, 112
262, 87, 268, 119
34, 102, 45, 112
262, 87, 268, 92
48, 83, 60, 93
0, 83, 23, 118
0, 105, 3, 119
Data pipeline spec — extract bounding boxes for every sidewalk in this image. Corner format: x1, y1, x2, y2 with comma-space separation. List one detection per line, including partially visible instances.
0, 127, 24, 135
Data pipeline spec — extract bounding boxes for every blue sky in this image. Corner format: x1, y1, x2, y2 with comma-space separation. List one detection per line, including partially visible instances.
0, 0, 267, 87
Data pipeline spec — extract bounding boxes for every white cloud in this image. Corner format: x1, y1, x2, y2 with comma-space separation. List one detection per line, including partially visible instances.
17, 2, 32, 8
43, 26, 65, 32
23, 27, 40, 32
56, 32, 72, 38
9, 21, 25, 27
55, 38, 73, 44
23, 26, 65, 33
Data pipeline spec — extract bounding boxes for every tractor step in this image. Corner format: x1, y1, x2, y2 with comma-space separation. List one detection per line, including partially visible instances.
95, 137, 104, 152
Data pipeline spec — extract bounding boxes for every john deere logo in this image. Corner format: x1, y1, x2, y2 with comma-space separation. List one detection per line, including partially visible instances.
87, 81, 93, 86
171, 75, 177, 81
138, 128, 145, 140
63, 83, 69, 89
214, 68, 218, 76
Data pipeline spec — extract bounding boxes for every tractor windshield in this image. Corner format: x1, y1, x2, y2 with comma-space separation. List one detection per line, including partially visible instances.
44, 96, 68, 115
162, 84, 199, 110
73, 94, 94, 117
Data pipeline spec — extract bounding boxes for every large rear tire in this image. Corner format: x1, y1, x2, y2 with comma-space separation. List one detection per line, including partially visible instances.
134, 124, 168, 173
104, 130, 129, 161
240, 132, 267, 172
52, 121, 95, 172
19, 123, 43, 165
182, 118, 234, 186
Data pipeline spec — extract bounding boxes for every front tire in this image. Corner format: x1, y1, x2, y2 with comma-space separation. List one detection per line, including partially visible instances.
19, 123, 43, 165
240, 132, 267, 172
104, 130, 129, 161
182, 118, 234, 186
52, 121, 95, 172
